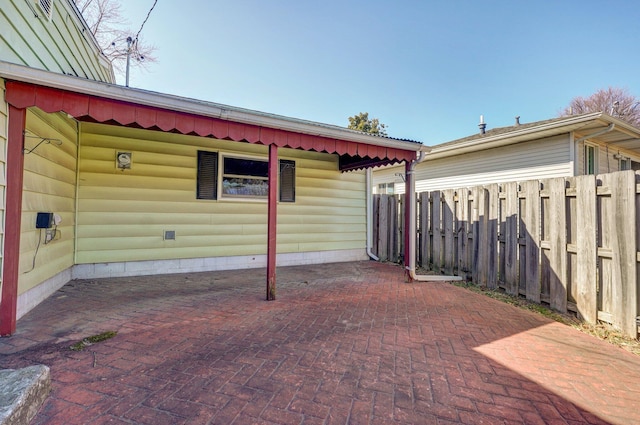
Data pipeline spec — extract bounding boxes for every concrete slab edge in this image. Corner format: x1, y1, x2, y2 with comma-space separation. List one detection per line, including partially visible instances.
0, 365, 51, 425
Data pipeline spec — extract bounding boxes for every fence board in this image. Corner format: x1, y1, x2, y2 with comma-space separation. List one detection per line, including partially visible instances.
486, 184, 499, 289
443, 189, 455, 275
548, 178, 568, 312
457, 189, 470, 279
504, 182, 519, 295
575, 175, 597, 324
431, 191, 442, 272
377, 195, 389, 261
419, 191, 429, 267
600, 171, 637, 335
476, 187, 488, 286
471, 187, 480, 284
372, 169, 639, 338
524, 180, 541, 303
390, 195, 399, 262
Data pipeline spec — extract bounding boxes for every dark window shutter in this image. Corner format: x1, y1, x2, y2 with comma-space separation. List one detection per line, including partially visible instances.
197, 151, 218, 199
279, 160, 295, 202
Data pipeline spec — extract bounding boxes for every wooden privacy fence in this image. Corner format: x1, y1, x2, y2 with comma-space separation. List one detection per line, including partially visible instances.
372, 170, 640, 338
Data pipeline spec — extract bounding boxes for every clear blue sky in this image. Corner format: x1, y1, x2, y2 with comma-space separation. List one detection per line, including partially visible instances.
117, 0, 640, 145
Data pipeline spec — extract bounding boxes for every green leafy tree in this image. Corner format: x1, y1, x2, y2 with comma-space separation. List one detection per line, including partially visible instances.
560, 87, 640, 127
348, 112, 388, 136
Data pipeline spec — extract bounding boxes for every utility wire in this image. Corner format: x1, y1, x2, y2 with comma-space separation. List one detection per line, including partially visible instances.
134, 0, 159, 44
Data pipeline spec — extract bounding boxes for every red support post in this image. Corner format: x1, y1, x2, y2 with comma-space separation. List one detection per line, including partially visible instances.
266, 144, 278, 300
404, 161, 413, 282
1, 105, 26, 336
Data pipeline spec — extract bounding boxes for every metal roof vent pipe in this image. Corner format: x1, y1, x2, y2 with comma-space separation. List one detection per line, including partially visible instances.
478, 115, 487, 134
515, 116, 521, 126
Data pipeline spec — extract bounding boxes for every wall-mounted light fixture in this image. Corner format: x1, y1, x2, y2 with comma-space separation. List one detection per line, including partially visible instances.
116, 152, 132, 169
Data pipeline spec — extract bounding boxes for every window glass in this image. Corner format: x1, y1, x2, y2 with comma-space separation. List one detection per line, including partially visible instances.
620, 158, 631, 171
197, 152, 295, 201
585, 145, 597, 175
377, 183, 395, 194
222, 157, 269, 198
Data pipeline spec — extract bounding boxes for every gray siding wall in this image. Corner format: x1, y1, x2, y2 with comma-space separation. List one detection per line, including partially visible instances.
374, 134, 573, 193
575, 140, 640, 175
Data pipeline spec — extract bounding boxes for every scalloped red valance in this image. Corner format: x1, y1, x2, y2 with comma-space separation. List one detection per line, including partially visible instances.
5, 81, 415, 168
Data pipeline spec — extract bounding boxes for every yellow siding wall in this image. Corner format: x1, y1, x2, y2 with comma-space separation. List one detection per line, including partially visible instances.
76, 123, 366, 264
19, 109, 78, 294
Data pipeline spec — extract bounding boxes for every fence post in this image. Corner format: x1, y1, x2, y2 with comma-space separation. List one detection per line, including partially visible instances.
443, 189, 456, 275
457, 189, 470, 279
419, 191, 430, 268
432, 191, 442, 272
486, 184, 499, 289
504, 182, 519, 295
548, 178, 568, 312
600, 171, 637, 336
575, 175, 597, 324
523, 180, 541, 303
390, 195, 399, 262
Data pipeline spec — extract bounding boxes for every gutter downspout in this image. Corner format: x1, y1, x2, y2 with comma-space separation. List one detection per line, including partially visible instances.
405, 151, 462, 282
574, 123, 615, 144
366, 168, 379, 261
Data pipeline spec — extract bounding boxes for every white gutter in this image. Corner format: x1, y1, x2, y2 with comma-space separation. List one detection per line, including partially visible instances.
0, 61, 423, 152
425, 113, 639, 161
405, 151, 462, 282
365, 168, 379, 261
574, 123, 615, 143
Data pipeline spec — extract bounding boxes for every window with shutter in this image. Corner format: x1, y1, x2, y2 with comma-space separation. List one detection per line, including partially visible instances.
279, 160, 295, 202
196, 152, 295, 202
197, 151, 218, 199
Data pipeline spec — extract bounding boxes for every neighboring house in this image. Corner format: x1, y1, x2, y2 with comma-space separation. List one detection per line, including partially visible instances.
374, 113, 640, 194
0, 61, 424, 335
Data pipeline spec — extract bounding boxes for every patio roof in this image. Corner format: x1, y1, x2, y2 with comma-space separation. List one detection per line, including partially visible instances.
1, 62, 424, 171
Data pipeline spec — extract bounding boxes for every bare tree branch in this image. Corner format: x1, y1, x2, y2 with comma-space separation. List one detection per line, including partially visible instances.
560, 87, 640, 128
74, 0, 157, 79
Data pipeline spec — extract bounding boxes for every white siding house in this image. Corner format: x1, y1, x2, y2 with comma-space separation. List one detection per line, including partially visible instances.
374, 113, 640, 194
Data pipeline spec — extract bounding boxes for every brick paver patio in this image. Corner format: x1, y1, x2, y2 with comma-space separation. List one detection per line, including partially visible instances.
1, 261, 639, 424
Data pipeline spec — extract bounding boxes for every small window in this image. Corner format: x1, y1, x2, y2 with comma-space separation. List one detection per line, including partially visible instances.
620, 157, 631, 171
197, 151, 295, 202
585, 144, 597, 175
377, 183, 395, 194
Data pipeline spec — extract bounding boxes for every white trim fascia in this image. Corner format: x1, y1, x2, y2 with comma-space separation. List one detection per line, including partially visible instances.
0, 61, 424, 153
425, 113, 640, 160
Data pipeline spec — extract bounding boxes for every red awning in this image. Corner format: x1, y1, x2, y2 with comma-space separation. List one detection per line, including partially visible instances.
5, 81, 416, 168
